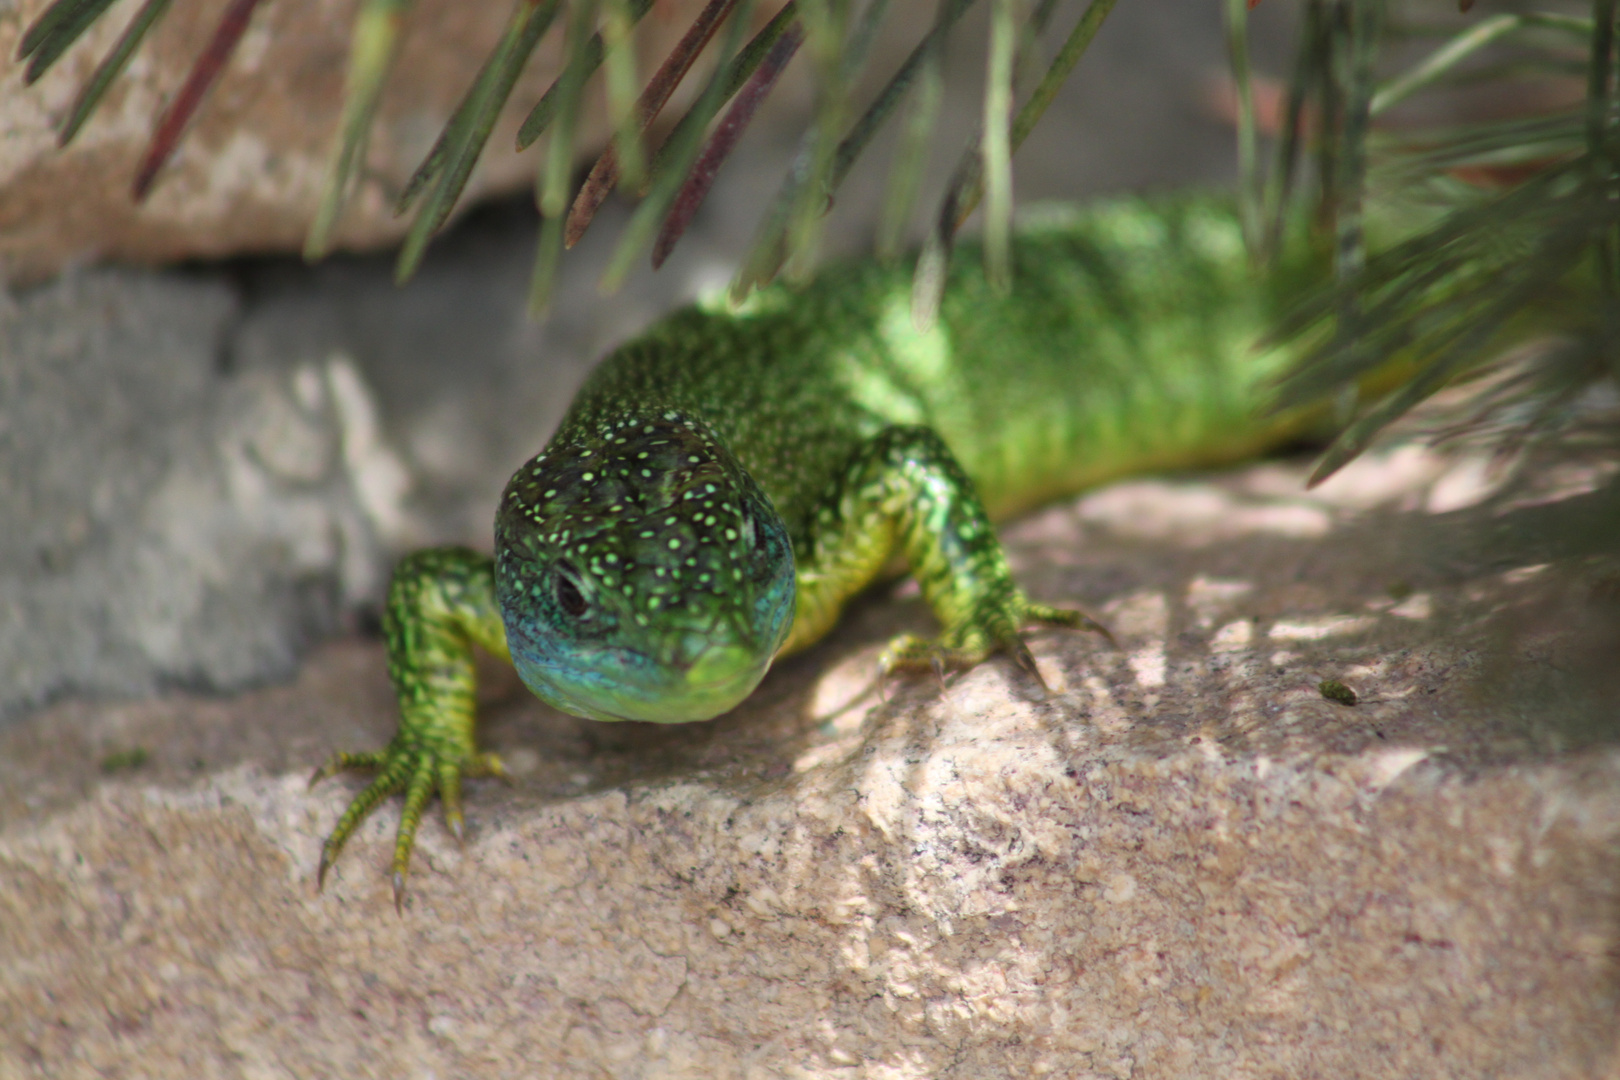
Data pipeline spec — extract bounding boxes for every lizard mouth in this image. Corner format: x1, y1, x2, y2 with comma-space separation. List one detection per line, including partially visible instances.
510, 639, 775, 725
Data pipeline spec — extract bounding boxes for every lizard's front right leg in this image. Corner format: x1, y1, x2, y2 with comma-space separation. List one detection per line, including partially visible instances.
780, 425, 1110, 682
311, 546, 511, 911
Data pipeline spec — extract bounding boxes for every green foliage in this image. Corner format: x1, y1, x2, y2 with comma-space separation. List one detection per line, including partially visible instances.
1227, 0, 1619, 482
16, 0, 121, 84
18, 0, 1618, 479
393, 0, 570, 282
20, 0, 1120, 301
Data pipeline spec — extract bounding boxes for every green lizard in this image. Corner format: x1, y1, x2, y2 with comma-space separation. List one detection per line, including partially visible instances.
312, 195, 1330, 907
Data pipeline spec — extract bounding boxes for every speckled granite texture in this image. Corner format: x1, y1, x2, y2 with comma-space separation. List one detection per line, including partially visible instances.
4, 450, 1617, 1079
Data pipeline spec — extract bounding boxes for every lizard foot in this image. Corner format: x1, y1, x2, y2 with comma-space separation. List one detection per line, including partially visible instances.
310, 742, 510, 912
878, 596, 1114, 693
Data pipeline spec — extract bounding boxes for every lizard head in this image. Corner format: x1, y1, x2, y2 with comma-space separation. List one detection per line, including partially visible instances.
494, 412, 796, 723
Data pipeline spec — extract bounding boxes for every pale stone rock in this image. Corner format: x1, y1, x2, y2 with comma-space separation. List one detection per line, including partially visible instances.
3, 456, 1617, 1079
0, 0, 716, 281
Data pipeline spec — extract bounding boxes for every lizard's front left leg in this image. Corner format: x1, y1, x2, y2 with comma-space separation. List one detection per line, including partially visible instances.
783, 425, 1110, 684
310, 546, 511, 910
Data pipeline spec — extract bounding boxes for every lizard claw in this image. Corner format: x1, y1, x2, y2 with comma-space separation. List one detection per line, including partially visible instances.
1024, 599, 1116, 649
309, 749, 385, 791
1010, 638, 1050, 695
310, 738, 509, 907
878, 591, 1098, 694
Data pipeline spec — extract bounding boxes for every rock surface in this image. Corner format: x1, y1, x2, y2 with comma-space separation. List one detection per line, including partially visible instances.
11, 4, 1610, 1073
0, 0, 717, 281
0, 261, 390, 718
3, 453, 1618, 1079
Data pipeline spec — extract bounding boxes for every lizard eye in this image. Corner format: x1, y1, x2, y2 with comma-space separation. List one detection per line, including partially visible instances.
553, 563, 588, 618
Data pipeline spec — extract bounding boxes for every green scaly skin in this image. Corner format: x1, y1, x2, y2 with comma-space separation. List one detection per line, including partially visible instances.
312, 196, 1327, 907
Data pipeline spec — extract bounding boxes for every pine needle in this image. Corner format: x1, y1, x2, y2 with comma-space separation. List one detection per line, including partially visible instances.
780, 0, 893, 283
597, 0, 760, 294
653, 24, 804, 269
57, 0, 174, 147
306, 0, 417, 261
981, 0, 1021, 291
132, 0, 267, 201
529, 0, 598, 313
732, 0, 975, 300
19, 0, 120, 84
1370, 12, 1590, 117
875, 0, 945, 259
600, 0, 647, 192
394, 0, 563, 284
563, 0, 744, 247
1225, 0, 1261, 254
913, 0, 1118, 326
514, 0, 656, 150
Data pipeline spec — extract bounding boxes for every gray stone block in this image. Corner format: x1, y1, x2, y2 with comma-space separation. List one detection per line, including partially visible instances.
0, 268, 393, 717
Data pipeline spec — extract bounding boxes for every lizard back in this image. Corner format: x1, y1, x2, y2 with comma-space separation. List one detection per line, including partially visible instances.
562, 195, 1318, 542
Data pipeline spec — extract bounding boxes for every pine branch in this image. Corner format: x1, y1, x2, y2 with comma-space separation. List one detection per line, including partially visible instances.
1239, 0, 1620, 484
24, 0, 1124, 294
